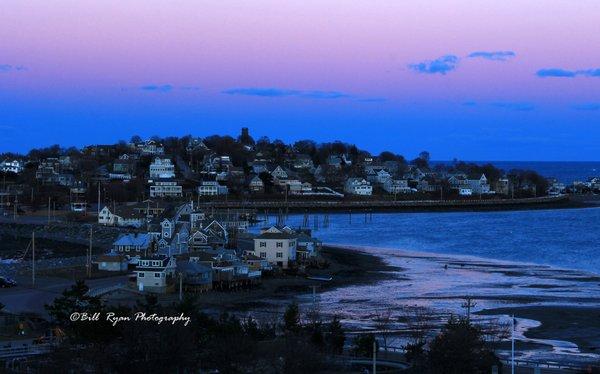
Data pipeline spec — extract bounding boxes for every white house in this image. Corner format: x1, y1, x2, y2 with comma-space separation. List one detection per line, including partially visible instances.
98, 206, 145, 228
149, 158, 175, 179
253, 226, 297, 269
149, 180, 183, 198
135, 255, 176, 293
344, 178, 373, 196
467, 174, 491, 195
375, 170, 392, 184
137, 140, 164, 155
0, 160, 24, 174
270, 166, 288, 180
198, 181, 228, 196
248, 175, 264, 193
383, 179, 413, 194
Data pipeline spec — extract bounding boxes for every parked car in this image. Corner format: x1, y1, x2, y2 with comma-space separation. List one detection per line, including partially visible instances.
0, 276, 17, 288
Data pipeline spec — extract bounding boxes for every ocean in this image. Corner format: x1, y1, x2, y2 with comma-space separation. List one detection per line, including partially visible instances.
434, 161, 600, 184
262, 207, 600, 274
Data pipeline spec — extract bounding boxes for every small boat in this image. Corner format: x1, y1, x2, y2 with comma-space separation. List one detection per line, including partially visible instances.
306, 275, 333, 282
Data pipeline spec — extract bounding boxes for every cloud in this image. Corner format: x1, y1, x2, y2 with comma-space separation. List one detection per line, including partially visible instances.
536, 68, 600, 78
491, 102, 535, 111
408, 55, 459, 75
223, 87, 353, 100
140, 84, 174, 92
134, 84, 201, 92
536, 68, 577, 78
465, 101, 535, 111
467, 51, 516, 61
572, 103, 600, 111
0, 64, 26, 72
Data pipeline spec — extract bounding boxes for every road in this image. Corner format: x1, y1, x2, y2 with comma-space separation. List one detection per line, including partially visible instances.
0, 274, 128, 317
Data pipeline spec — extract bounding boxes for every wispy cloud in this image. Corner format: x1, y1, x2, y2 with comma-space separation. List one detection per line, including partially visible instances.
140, 84, 174, 92
408, 55, 459, 75
537, 68, 600, 78
134, 84, 200, 92
467, 51, 516, 61
464, 101, 535, 111
222, 87, 379, 101
491, 102, 535, 111
572, 103, 600, 111
0, 64, 26, 73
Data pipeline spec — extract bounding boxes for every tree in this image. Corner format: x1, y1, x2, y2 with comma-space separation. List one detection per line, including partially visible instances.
283, 302, 301, 334
352, 333, 378, 358
326, 315, 345, 354
130, 135, 142, 144
426, 316, 502, 374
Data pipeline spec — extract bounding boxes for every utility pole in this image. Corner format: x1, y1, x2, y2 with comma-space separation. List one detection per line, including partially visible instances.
47, 197, 51, 224
179, 273, 183, 302
511, 315, 515, 374
372, 341, 377, 374
88, 226, 93, 278
32, 231, 36, 286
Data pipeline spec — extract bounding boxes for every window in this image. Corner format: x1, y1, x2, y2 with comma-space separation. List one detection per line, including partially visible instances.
155, 273, 161, 278
276, 252, 283, 258
276, 242, 283, 248
260, 252, 267, 258
259, 242, 266, 248
138, 273, 145, 277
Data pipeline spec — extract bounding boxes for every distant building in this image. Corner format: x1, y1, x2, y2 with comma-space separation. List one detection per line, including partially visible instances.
98, 206, 145, 228
137, 140, 164, 155
96, 254, 128, 272
344, 178, 373, 196
253, 226, 297, 268
0, 160, 24, 174
198, 181, 228, 196
383, 179, 413, 194
248, 175, 265, 193
135, 255, 176, 293
149, 158, 175, 179
112, 233, 153, 254
149, 179, 183, 198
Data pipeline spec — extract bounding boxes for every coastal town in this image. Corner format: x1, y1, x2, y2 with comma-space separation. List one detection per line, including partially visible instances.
0, 128, 598, 372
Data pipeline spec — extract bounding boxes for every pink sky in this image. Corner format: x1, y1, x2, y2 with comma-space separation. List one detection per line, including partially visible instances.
1, 1, 600, 159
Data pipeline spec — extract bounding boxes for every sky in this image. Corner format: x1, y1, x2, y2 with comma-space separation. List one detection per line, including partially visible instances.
1, 0, 600, 160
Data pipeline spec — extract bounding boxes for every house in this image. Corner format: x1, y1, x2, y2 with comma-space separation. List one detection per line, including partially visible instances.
96, 254, 128, 272
149, 158, 175, 179
253, 226, 297, 268
98, 205, 145, 228
35, 159, 61, 184
149, 179, 183, 198
375, 169, 392, 184
383, 179, 413, 194
135, 255, 176, 293
459, 187, 473, 196
467, 174, 492, 195
327, 155, 352, 168
295, 232, 322, 260
176, 261, 213, 292
248, 175, 265, 193
186, 137, 209, 152
344, 178, 373, 196
496, 178, 510, 195
0, 160, 24, 174
198, 180, 228, 196
112, 233, 153, 254
270, 166, 288, 180
243, 253, 273, 272
292, 154, 314, 170
113, 158, 136, 175
137, 140, 164, 155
